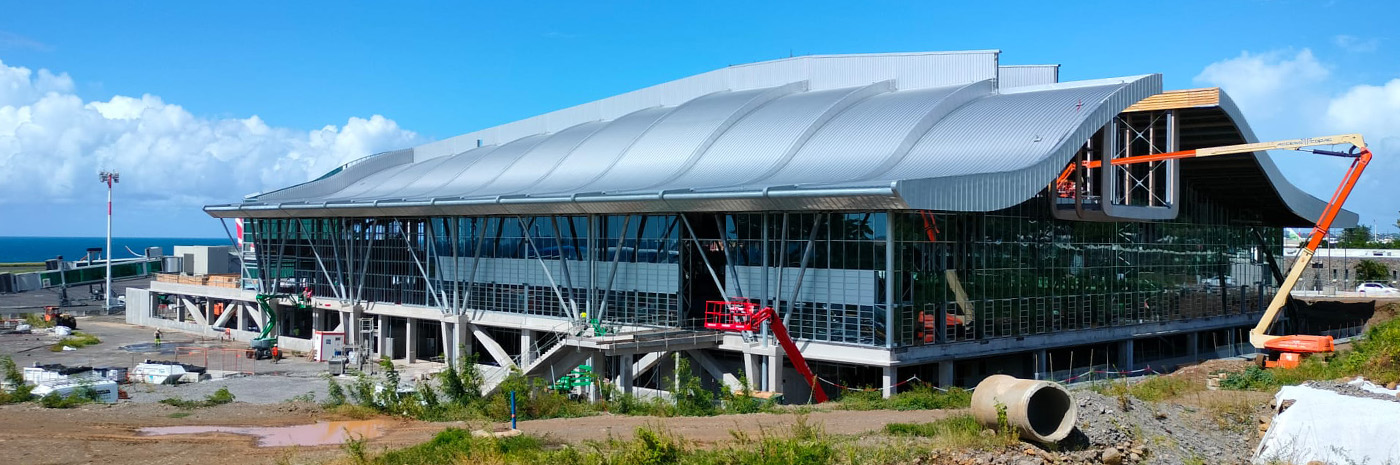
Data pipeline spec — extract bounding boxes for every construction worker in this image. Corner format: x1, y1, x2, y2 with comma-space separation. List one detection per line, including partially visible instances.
154, 329, 163, 346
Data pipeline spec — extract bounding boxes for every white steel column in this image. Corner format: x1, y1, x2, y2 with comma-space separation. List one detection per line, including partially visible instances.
520, 329, 535, 366
405, 318, 417, 363
441, 321, 454, 364
587, 355, 599, 402
377, 314, 388, 358
881, 366, 896, 399
885, 210, 895, 349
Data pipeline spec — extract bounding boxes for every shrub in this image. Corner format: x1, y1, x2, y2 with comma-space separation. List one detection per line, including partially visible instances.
159, 387, 236, 409
672, 354, 716, 417
720, 373, 772, 414
1220, 366, 1277, 391
0, 356, 33, 404
50, 332, 101, 352
324, 374, 347, 407
837, 384, 970, 411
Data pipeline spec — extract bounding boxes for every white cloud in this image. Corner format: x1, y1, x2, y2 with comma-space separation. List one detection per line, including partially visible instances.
1195, 50, 1400, 232
0, 59, 423, 209
1333, 34, 1380, 53
1193, 49, 1328, 119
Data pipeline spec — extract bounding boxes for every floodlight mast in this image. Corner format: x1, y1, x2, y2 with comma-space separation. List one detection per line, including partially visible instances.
99, 171, 119, 313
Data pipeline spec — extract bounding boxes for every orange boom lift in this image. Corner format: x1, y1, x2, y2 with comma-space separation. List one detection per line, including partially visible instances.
1061, 134, 1371, 368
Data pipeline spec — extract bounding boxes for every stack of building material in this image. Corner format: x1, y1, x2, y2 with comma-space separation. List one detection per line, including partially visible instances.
205, 274, 240, 288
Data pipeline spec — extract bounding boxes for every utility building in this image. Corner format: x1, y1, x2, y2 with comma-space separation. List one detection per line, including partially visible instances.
161, 51, 1352, 400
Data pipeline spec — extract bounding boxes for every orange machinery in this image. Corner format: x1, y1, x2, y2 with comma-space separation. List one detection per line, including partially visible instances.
1058, 134, 1371, 368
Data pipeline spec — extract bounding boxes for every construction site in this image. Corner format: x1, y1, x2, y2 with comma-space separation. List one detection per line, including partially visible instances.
2, 50, 1397, 464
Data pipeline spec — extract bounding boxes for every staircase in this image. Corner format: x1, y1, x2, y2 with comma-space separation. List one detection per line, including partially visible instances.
481, 328, 597, 396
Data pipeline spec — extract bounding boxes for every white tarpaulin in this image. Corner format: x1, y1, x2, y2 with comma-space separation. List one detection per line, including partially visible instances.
1254, 381, 1400, 464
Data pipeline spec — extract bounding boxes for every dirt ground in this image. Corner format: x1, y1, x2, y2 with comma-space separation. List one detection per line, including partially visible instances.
0, 400, 960, 465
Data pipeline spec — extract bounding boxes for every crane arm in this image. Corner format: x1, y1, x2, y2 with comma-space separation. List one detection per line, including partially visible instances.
1106, 133, 1371, 349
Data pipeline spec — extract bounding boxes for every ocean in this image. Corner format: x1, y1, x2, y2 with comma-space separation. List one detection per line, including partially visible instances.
0, 236, 232, 263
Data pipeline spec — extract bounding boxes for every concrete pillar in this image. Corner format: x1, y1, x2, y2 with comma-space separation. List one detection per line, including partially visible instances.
767, 353, 784, 395
881, 366, 896, 399
1035, 349, 1048, 380
441, 322, 454, 365
1187, 332, 1200, 361
406, 318, 417, 363
619, 353, 635, 394
743, 353, 758, 388
520, 329, 535, 366
377, 314, 388, 358
237, 303, 246, 332
1118, 339, 1135, 371
456, 319, 473, 359
938, 361, 954, 388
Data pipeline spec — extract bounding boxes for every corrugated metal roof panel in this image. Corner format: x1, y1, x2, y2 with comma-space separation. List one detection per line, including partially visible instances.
999, 65, 1059, 88
659, 85, 875, 190
502, 106, 671, 195
579, 85, 799, 193
208, 51, 1344, 224
394, 134, 549, 200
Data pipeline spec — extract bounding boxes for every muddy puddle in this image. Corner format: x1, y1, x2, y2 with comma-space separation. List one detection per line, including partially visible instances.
139, 420, 390, 447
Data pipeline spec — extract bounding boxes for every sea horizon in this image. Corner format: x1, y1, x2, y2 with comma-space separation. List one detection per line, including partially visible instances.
0, 236, 233, 263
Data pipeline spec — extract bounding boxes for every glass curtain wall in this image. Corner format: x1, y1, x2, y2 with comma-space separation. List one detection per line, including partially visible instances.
247, 215, 683, 326
891, 189, 1280, 347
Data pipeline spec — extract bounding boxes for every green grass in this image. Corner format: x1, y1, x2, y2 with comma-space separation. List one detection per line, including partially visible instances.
50, 332, 101, 351
167, 412, 192, 418
159, 387, 236, 409
0, 262, 45, 273
837, 384, 971, 411
359, 423, 841, 465
1218, 317, 1400, 391
884, 414, 1018, 450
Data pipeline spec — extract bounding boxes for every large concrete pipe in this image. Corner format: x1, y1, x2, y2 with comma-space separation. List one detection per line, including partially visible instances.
971, 374, 1077, 444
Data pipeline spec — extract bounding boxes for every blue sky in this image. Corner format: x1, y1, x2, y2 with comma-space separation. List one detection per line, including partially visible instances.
0, 1, 1396, 238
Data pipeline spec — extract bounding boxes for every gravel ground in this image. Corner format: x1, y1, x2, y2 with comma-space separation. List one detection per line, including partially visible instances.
1301, 379, 1400, 403
1072, 390, 1254, 465
124, 372, 333, 404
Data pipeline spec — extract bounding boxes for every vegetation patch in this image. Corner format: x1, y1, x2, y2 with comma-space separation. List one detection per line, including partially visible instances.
0, 356, 34, 404
838, 384, 971, 411
159, 387, 236, 409
50, 331, 101, 351
1218, 317, 1400, 391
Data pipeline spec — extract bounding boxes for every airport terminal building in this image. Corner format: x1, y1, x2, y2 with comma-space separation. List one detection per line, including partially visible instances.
134, 51, 1353, 400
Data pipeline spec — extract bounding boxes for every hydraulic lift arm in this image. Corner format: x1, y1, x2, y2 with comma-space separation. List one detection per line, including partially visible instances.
746, 305, 829, 403
1105, 134, 1371, 350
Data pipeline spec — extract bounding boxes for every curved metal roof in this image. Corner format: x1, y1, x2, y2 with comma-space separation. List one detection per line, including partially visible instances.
210, 51, 1343, 225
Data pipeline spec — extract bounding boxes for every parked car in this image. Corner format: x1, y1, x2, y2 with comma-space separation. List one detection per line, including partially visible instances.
1355, 282, 1399, 294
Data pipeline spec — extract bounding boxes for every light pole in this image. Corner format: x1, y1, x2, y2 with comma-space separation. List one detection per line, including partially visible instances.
99, 171, 119, 313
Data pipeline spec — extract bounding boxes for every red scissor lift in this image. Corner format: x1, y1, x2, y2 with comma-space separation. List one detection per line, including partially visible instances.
704, 300, 829, 403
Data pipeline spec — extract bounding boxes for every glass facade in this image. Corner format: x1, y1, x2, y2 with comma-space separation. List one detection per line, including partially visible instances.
890, 188, 1280, 347
246, 186, 1281, 350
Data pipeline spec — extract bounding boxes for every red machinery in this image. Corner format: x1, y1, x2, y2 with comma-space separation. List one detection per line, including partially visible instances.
704, 300, 829, 403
